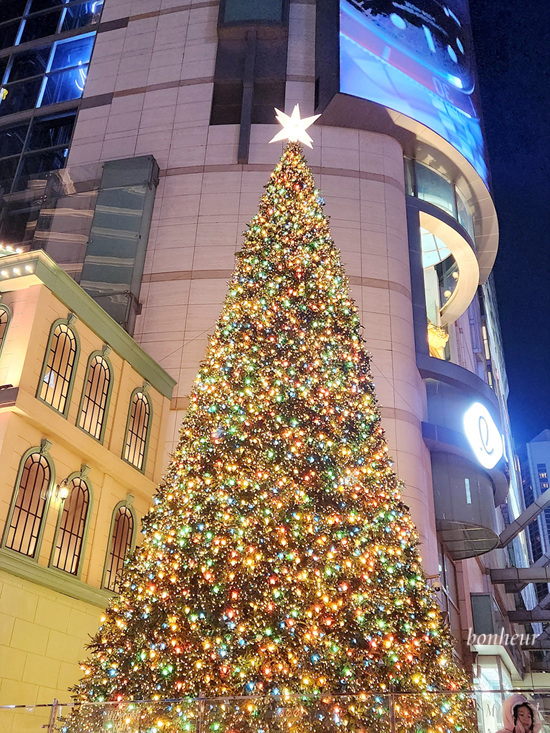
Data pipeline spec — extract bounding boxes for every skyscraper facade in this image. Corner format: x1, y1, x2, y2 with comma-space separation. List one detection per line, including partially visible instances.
0, 0, 543, 698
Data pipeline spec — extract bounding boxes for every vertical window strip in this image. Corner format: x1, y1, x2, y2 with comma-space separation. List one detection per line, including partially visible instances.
0, 307, 9, 353
78, 354, 110, 439
52, 477, 89, 575
39, 322, 77, 413
5, 452, 51, 557
124, 392, 150, 470
104, 506, 134, 592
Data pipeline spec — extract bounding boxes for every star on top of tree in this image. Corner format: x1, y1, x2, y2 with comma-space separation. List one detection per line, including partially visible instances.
269, 104, 321, 148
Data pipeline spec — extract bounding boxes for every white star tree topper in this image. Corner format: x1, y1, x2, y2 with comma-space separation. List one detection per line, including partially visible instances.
269, 104, 321, 148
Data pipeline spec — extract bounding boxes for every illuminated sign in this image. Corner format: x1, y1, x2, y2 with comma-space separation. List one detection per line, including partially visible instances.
463, 402, 503, 470
339, 0, 488, 184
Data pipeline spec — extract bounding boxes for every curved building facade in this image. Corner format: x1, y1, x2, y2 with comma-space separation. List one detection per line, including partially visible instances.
0, 0, 543, 697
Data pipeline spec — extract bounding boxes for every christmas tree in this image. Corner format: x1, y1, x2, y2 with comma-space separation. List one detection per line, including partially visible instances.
66, 113, 473, 733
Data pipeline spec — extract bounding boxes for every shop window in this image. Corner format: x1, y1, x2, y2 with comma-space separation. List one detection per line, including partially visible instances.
78, 353, 111, 440
123, 390, 150, 470
38, 320, 79, 414
437, 546, 461, 643
103, 505, 135, 592
3, 451, 52, 557
0, 305, 11, 357
51, 477, 89, 575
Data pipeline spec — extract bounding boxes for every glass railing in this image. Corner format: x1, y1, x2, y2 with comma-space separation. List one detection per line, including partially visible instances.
3, 690, 550, 733
405, 158, 475, 241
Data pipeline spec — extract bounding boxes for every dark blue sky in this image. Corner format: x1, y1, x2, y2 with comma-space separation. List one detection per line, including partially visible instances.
469, 1, 550, 447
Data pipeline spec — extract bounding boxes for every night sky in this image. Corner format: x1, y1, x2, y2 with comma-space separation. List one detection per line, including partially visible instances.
469, 1, 550, 448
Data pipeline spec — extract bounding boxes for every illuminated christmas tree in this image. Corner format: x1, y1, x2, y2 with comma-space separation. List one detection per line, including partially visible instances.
66, 110, 473, 733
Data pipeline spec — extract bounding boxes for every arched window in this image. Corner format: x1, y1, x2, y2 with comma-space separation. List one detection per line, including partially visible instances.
4, 452, 52, 557
51, 477, 89, 575
0, 305, 10, 357
78, 354, 112, 440
38, 321, 78, 414
123, 391, 150, 470
103, 505, 135, 592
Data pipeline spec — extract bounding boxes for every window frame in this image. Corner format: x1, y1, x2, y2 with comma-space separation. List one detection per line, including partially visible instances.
49, 472, 91, 578
0, 110, 77, 194
76, 350, 113, 442
102, 501, 136, 593
36, 316, 80, 417
122, 388, 152, 473
0, 303, 12, 359
1, 446, 55, 560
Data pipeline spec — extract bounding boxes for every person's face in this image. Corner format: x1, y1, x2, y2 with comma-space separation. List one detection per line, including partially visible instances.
516, 705, 533, 728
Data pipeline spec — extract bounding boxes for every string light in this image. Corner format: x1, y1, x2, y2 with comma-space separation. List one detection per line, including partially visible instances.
66, 143, 473, 733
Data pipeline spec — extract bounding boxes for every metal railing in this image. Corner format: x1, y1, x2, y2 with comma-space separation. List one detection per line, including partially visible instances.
3, 689, 550, 733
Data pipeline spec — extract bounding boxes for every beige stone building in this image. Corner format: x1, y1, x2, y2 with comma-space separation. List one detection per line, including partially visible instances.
1, 0, 550, 720
0, 250, 175, 729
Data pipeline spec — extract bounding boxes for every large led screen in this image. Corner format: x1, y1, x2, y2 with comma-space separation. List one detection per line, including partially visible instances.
340, 0, 488, 184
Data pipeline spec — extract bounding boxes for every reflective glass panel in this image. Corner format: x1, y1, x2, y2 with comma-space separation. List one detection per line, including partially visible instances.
28, 111, 75, 149
0, 20, 20, 50
17, 147, 68, 190
416, 162, 457, 218
404, 157, 415, 196
61, 1, 103, 31
20, 10, 61, 42
0, 57, 7, 84
223, 0, 284, 22
0, 157, 18, 194
0, 123, 28, 157
40, 64, 88, 106
0, 77, 42, 116
8, 47, 50, 82
456, 189, 475, 240
0, 202, 38, 243
0, 1, 28, 23
50, 34, 94, 71
29, 0, 64, 10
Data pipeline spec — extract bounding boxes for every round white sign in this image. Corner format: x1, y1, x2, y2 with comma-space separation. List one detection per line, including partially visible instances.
463, 402, 503, 470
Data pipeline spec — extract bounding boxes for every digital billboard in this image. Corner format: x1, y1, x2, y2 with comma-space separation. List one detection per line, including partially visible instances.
339, 0, 488, 184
